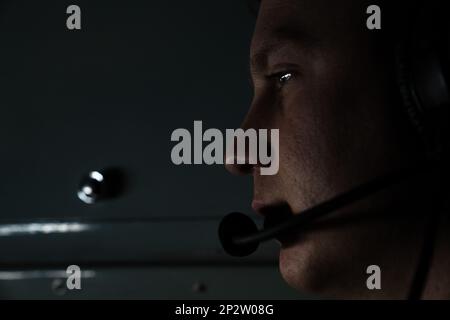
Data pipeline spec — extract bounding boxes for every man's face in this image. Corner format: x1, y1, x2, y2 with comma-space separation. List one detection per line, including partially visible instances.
226, 0, 422, 297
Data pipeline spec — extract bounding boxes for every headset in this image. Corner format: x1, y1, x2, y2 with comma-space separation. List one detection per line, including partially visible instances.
219, 0, 449, 299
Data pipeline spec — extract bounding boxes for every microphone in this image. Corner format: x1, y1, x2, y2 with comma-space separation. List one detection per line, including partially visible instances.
218, 168, 420, 257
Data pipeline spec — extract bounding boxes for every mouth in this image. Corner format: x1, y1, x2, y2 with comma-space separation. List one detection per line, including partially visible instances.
251, 200, 301, 247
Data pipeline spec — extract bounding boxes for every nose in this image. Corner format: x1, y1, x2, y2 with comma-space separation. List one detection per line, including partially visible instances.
224, 127, 256, 176
224, 110, 269, 176
225, 156, 255, 176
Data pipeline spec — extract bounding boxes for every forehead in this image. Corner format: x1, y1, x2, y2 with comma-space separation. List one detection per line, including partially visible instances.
252, 0, 369, 51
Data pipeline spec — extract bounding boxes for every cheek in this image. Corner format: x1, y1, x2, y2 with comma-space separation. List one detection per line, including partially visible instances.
275, 57, 400, 212
275, 86, 346, 211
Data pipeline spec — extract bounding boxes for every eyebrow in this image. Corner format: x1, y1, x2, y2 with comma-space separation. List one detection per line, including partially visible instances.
250, 27, 318, 72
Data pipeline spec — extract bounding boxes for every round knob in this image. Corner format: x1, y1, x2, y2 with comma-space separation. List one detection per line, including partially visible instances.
77, 168, 125, 204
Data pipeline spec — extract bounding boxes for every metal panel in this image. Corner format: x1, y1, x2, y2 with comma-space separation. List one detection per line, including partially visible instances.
0, 0, 300, 298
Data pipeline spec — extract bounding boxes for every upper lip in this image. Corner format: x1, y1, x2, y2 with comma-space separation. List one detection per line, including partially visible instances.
251, 199, 270, 215
251, 199, 285, 217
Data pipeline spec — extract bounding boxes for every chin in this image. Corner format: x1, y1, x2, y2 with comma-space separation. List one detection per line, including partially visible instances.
278, 240, 324, 294
278, 236, 354, 299
278, 235, 394, 300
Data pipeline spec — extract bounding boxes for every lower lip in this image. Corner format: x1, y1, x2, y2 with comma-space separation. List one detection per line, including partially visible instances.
251, 201, 304, 246
272, 222, 304, 248
277, 232, 302, 248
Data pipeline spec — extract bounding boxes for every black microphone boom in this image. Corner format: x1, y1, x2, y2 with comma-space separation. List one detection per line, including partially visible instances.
218, 168, 419, 257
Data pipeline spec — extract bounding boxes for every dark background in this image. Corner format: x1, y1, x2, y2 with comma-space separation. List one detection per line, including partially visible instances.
0, 0, 301, 298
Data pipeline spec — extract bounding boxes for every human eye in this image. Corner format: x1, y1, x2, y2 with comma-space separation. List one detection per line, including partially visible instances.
267, 70, 296, 90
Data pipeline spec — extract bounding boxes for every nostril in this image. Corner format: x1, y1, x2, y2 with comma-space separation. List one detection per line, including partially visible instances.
224, 159, 254, 176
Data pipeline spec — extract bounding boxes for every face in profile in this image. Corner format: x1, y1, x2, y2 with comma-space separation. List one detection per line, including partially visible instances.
226, 0, 428, 298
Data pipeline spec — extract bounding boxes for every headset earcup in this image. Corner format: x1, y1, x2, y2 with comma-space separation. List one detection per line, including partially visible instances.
395, 0, 450, 159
